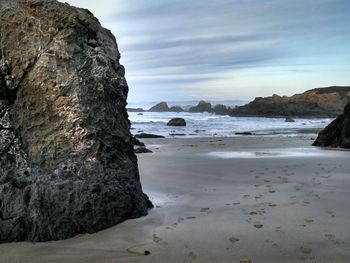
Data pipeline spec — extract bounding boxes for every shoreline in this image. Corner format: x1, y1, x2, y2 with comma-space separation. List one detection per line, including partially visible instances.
1, 136, 349, 262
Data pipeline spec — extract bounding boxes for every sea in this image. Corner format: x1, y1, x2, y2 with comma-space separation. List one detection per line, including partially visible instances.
128, 105, 333, 138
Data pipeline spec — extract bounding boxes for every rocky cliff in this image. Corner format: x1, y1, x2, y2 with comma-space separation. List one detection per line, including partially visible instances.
0, 0, 151, 242
231, 86, 350, 118
313, 104, 350, 148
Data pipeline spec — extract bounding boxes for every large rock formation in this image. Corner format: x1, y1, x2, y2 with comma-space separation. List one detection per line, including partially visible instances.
0, 0, 151, 242
149, 102, 169, 112
231, 86, 350, 118
313, 104, 350, 148
189, 100, 212, 113
148, 102, 184, 112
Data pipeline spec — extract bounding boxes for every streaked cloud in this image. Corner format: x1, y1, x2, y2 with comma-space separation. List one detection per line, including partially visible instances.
64, 0, 350, 103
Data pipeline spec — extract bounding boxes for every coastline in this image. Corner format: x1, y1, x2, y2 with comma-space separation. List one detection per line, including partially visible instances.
1, 135, 349, 263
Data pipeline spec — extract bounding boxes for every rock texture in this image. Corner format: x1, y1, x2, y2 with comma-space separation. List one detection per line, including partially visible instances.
167, 118, 186, 126
0, 0, 151, 242
313, 104, 350, 148
231, 86, 350, 118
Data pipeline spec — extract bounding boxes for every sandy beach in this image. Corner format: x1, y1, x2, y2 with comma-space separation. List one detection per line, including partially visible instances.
0, 135, 349, 263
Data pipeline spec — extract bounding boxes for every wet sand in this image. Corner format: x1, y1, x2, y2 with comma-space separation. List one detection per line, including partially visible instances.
1, 136, 350, 263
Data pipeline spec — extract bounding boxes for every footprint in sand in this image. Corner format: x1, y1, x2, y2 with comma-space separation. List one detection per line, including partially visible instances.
324, 234, 336, 241
300, 246, 312, 254
153, 233, 168, 246
254, 223, 263, 229
304, 217, 314, 224
200, 207, 210, 212
229, 237, 240, 243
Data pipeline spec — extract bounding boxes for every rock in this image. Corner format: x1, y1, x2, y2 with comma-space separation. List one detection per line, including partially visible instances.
235, 132, 254, 135
135, 133, 165, 138
134, 146, 152, 153
231, 86, 350, 118
127, 108, 145, 112
213, 104, 231, 115
313, 104, 350, 148
189, 100, 212, 113
167, 118, 186, 126
137, 113, 143, 115
0, 0, 151, 243
169, 106, 184, 112
285, 116, 295, 122
132, 136, 145, 147
149, 102, 169, 112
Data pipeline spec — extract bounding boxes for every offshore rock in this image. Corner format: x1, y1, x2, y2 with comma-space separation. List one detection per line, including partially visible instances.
313, 104, 350, 148
231, 86, 350, 118
0, 0, 150, 242
189, 100, 212, 113
167, 118, 186, 126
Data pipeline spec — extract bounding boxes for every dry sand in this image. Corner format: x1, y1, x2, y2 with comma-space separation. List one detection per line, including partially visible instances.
0, 135, 349, 263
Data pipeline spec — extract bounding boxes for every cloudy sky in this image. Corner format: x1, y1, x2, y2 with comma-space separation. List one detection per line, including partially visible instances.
65, 0, 350, 104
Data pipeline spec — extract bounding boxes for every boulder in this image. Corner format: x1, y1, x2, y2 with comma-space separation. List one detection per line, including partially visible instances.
313, 104, 350, 148
134, 146, 152, 154
149, 102, 169, 112
285, 117, 295, 122
167, 118, 187, 126
0, 0, 151, 243
189, 100, 212, 113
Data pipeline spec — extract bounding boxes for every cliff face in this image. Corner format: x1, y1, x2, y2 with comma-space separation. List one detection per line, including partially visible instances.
0, 0, 151, 242
313, 104, 350, 148
231, 86, 350, 118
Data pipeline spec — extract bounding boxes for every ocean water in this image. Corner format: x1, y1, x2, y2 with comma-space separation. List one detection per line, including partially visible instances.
128, 111, 333, 138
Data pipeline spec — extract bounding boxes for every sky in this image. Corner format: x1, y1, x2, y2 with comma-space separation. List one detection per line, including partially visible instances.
64, 0, 350, 104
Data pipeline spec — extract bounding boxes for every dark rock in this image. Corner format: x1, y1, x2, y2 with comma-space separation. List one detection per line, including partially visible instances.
127, 108, 145, 112
169, 106, 184, 112
134, 146, 152, 153
135, 133, 165, 138
167, 118, 186, 126
213, 104, 231, 115
149, 102, 169, 112
189, 100, 212, 113
313, 104, 350, 148
235, 132, 254, 135
132, 136, 145, 147
0, 0, 150, 243
285, 117, 295, 122
231, 86, 350, 118
137, 113, 143, 115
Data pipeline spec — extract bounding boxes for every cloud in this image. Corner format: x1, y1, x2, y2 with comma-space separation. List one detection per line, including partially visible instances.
64, 0, 350, 102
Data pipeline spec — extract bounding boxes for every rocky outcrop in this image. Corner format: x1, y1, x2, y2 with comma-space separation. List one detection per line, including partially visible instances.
148, 102, 184, 112
0, 0, 151, 243
231, 86, 350, 118
149, 102, 169, 112
127, 108, 145, 112
167, 118, 186, 126
189, 100, 212, 113
213, 104, 231, 115
169, 106, 184, 112
313, 104, 350, 148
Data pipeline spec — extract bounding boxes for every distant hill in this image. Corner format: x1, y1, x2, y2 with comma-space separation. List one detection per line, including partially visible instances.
230, 86, 350, 118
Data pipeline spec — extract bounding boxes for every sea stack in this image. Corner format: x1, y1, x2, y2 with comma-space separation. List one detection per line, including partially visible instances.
313, 104, 350, 148
0, 0, 151, 242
